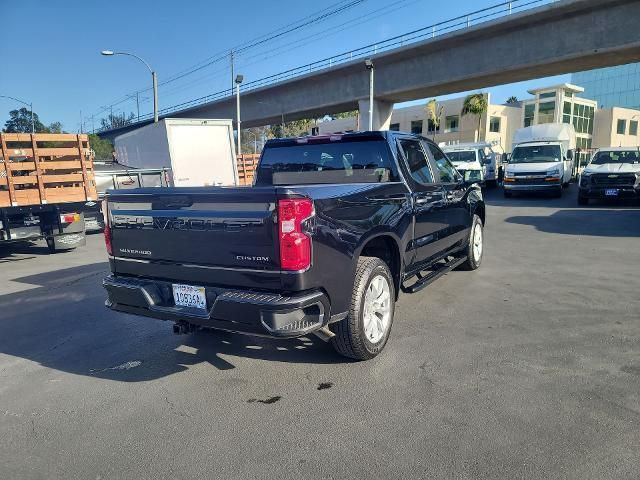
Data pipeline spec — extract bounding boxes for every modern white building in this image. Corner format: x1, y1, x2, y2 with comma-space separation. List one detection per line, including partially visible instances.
318, 93, 521, 154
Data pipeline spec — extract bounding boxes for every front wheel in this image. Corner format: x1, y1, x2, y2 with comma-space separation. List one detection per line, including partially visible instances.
577, 194, 589, 206
458, 214, 483, 271
503, 189, 512, 198
331, 256, 395, 361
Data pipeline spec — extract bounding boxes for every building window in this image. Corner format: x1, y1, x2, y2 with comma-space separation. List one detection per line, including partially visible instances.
630, 120, 638, 136
389, 123, 400, 132
563, 101, 572, 124
444, 115, 459, 133
572, 103, 595, 134
617, 119, 627, 135
539, 92, 556, 99
427, 119, 438, 133
524, 104, 535, 127
410, 120, 423, 134
538, 101, 556, 124
489, 116, 501, 133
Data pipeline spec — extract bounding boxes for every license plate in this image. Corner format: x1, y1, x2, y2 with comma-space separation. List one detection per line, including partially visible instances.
605, 189, 619, 197
172, 284, 207, 310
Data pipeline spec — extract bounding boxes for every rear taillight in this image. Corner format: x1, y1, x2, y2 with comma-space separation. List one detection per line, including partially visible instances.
278, 198, 314, 271
59, 213, 81, 224
102, 199, 113, 256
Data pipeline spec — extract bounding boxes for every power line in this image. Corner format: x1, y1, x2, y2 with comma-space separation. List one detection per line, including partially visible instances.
90, 0, 366, 118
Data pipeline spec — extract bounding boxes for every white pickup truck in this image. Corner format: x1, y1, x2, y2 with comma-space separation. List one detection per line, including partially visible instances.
503, 124, 576, 198
578, 147, 640, 205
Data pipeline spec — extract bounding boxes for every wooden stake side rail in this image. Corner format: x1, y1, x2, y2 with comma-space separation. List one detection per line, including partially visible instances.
237, 154, 260, 186
0, 133, 97, 208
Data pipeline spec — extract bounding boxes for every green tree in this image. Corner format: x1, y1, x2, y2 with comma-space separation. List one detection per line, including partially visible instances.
100, 112, 135, 130
48, 121, 64, 133
462, 93, 488, 141
425, 99, 444, 141
89, 134, 114, 160
268, 119, 312, 139
241, 126, 269, 154
331, 110, 358, 120
3, 107, 47, 133
506, 96, 519, 104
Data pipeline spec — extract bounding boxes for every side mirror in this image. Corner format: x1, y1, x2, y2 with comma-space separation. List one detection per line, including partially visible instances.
567, 150, 574, 160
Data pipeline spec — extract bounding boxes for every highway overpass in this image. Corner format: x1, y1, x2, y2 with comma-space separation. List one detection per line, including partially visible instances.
100, 0, 640, 140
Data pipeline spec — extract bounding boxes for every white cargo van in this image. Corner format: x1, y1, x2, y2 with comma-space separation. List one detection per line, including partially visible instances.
442, 142, 498, 186
114, 118, 238, 187
504, 124, 575, 198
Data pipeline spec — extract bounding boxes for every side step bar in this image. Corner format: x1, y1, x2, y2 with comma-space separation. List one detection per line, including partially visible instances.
401, 255, 467, 294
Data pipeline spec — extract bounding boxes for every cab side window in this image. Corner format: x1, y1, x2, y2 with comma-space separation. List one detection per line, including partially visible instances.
427, 143, 461, 183
398, 139, 434, 185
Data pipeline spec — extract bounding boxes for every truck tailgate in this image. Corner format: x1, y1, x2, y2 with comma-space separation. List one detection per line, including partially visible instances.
107, 187, 280, 288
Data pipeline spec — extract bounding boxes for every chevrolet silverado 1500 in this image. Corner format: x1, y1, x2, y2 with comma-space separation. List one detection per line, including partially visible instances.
102, 131, 486, 360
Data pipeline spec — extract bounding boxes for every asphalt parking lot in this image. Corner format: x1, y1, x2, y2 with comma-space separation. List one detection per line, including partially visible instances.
1, 185, 639, 480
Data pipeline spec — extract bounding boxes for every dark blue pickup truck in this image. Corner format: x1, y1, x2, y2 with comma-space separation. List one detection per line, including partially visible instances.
102, 131, 486, 360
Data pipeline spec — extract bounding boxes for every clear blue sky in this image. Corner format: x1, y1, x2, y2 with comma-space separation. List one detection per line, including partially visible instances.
0, 0, 569, 132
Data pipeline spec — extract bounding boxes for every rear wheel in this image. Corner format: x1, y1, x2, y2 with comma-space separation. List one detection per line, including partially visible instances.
459, 214, 483, 271
331, 256, 395, 361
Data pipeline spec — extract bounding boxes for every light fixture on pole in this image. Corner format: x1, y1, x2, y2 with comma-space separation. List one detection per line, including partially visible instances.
0, 95, 34, 133
101, 50, 158, 123
365, 58, 374, 131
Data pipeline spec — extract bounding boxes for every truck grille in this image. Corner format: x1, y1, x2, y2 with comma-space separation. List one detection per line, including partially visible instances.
514, 177, 546, 185
591, 174, 636, 186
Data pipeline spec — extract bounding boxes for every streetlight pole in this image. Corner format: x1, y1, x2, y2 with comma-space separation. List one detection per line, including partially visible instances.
101, 50, 158, 123
0, 95, 34, 133
365, 58, 374, 131
235, 75, 244, 157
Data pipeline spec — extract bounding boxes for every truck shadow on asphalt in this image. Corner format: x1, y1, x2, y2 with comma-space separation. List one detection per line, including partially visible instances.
504, 207, 640, 237
0, 262, 343, 383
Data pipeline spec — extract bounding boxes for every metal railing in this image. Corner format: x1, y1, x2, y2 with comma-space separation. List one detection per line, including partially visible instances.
100, 0, 553, 131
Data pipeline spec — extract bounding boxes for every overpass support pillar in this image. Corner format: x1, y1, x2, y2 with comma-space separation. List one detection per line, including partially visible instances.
358, 99, 394, 131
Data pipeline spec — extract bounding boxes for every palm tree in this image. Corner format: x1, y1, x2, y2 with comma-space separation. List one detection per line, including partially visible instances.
461, 93, 488, 142
506, 96, 519, 104
425, 99, 444, 141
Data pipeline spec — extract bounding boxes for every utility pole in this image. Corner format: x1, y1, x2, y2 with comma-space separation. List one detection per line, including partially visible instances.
136, 92, 140, 122
235, 75, 243, 157
230, 50, 235, 95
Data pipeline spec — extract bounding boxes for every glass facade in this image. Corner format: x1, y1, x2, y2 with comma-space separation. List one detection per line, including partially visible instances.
538, 101, 556, 124
572, 104, 594, 134
572, 64, 640, 109
489, 116, 501, 133
444, 116, 459, 133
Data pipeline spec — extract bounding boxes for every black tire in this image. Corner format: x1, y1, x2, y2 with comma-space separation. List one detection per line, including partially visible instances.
577, 194, 588, 206
458, 214, 483, 271
552, 187, 562, 198
331, 256, 395, 361
45, 236, 57, 254
503, 189, 512, 198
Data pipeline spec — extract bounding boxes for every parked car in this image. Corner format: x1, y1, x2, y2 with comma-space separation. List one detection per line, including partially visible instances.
504, 124, 575, 198
578, 147, 640, 205
442, 142, 498, 187
102, 131, 486, 360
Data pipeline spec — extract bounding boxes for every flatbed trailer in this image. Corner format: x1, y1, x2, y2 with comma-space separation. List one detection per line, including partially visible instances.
0, 133, 97, 253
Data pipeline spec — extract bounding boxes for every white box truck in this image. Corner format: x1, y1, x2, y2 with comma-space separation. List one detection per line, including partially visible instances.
503, 123, 576, 198
114, 118, 238, 187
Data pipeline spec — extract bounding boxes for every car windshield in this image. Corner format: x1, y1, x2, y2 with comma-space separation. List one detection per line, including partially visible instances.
446, 151, 476, 163
590, 150, 640, 165
256, 139, 397, 185
511, 145, 561, 163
